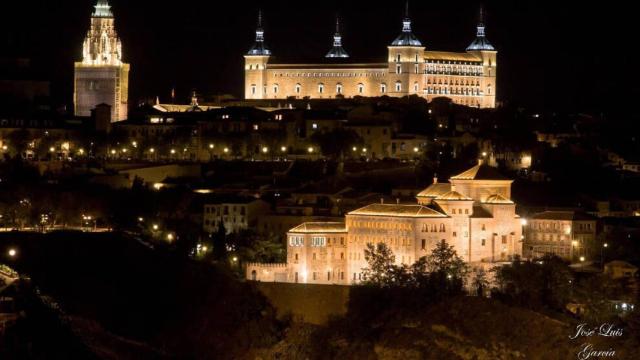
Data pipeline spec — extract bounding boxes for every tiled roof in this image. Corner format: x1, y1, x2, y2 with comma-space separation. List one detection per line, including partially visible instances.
451, 164, 510, 181
531, 211, 597, 221
436, 191, 473, 201
416, 183, 451, 198
348, 204, 447, 218
289, 222, 347, 233
483, 194, 514, 204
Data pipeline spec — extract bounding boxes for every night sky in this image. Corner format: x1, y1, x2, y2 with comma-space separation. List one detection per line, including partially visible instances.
1, 0, 636, 115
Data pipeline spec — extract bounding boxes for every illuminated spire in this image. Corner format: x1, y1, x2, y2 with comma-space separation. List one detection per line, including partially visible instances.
326, 17, 349, 58
391, 1, 422, 46
82, 0, 122, 65
93, 0, 113, 18
247, 9, 271, 56
466, 6, 495, 51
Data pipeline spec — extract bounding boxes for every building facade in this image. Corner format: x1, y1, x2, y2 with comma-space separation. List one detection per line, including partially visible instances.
244, 7, 497, 108
247, 164, 523, 284
203, 197, 271, 234
523, 211, 598, 261
74, 0, 130, 122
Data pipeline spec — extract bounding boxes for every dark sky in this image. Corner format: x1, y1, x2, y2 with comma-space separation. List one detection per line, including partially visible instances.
1, 0, 637, 114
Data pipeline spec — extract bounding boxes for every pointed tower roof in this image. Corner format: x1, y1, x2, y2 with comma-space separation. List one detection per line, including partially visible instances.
466, 7, 495, 51
325, 17, 349, 58
391, 1, 422, 47
247, 10, 272, 56
93, 0, 113, 18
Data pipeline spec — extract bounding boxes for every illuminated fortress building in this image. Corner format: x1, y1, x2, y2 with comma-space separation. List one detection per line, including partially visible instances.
74, 0, 130, 122
247, 164, 523, 285
245, 5, 497, 108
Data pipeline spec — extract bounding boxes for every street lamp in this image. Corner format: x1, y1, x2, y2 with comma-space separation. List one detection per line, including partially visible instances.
8, 248, 16, 257
262, 146, 269, 154
152, 224, 159, 231
579, 256, 585, 262
209, 143, 214, 149
601, 242, 609, 266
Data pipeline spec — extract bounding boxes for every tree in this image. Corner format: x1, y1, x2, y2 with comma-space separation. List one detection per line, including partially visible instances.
362, 242, 403, 287
310, 128, 363, 159
471, 267, 489, 296
426, 240, 468, 280
212, 222, 228, 261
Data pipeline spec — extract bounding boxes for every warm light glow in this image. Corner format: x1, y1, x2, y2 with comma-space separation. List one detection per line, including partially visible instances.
579, 256, 585, 262
149, 148, 155, 153
78, 148, 85, 155
152, 224, 159, 230
132, 141, 137, 147
307, 147, 314, 153
482, 151, 487, 157
262, 146, 269, 153
153, 183, 164, 190
209, 143, 214, 149
352, 147, 357, 152
202, 246, 208, 252
121, 148, 128, 153
281, 146, 287, 152
223, 147, 229, 153
232, 256, 238, 262
111, 149, 116, 155
413, 147, 419, 153
362, 148, 367, 153
1, 145, 7, 151
603, 243, 608, 248
571, 240, 578, 246
138, 217, 144, 222
520, 219, 527, 226
166, 233, 174, 241
8, 248, 16, 257
170, 149, 176, 154
49, 147, 55, 152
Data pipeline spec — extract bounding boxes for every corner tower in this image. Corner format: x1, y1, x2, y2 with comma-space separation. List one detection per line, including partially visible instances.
325, 18, 349, 58
466, 7, 497, 108
74, 0, 130, 122
387, 1, 425, 96
244, 10, 271, 99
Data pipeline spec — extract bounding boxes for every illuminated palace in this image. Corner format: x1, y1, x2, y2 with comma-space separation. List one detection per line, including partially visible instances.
74, 0, 130, 122
247, 164, 523, 284
244, 6, 497, 108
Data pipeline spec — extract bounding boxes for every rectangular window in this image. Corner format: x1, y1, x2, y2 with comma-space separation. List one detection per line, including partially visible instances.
481, 239, 486, 246
311, 236, 326, 247
421, 239, 426, 250
289, 236, 304, 246
502, 235, 507, 244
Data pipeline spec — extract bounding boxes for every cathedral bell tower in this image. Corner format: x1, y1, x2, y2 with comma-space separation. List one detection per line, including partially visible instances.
74, 0, 130, 122
244, 10, 271, 99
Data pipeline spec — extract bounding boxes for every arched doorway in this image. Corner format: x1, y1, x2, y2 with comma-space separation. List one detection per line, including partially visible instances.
251, 270, 257, 281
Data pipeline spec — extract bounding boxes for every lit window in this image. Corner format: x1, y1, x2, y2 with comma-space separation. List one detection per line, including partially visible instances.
273, 84, 279, 94
311, 236, 326, 247
336, 83, 343, 94
318, 83, 324, 94
395, 81, 402, 92
289, 236, 304, 246
295, 84, 301, 94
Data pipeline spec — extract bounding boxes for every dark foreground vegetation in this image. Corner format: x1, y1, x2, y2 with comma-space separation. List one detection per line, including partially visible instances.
1, 232, 639, 359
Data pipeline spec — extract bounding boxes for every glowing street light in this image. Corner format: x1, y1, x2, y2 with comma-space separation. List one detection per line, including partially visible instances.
352, 147, 357, 152
280, 146, 287, 152
262, 146, 269, 154
152, 224, 159, 231
209, 143, 214, 149
149, 148, 155, 153
132, 141, 138, 148
138, 217, 144, 222
307, 147, 314, 153
232, 256, 238, 262
520, 218, 528, 226
482, 151, 487, 157
49, 147, 55, 152
413, 147, 419, 153
1, 145, 7, 151
223, 147, 229, 153
170, 149, 176, 154
8, 248, 16, 257
111, 149, 116, 155
166, 233, 174, 241
579, 256, 585, 262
